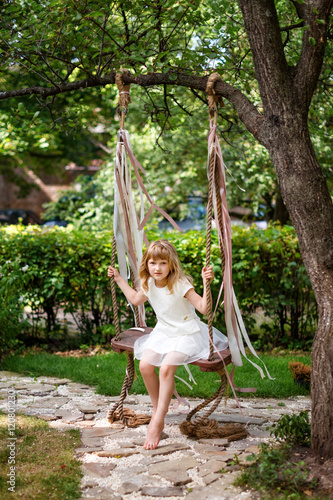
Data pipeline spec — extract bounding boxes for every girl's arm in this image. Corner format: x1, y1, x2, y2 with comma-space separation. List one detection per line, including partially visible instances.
108, 266, 147, 306
184, 266, 214, 315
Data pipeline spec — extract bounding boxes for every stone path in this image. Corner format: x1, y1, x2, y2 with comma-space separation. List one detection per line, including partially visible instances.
0, 371, 311, 499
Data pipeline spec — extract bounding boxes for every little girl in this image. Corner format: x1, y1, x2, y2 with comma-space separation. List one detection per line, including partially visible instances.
108, 239, 228, 450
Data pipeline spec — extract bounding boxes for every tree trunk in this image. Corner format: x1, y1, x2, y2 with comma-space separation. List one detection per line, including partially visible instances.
267, 121, 333, 458
273, 195, 290, 225
238, 0, 333, 461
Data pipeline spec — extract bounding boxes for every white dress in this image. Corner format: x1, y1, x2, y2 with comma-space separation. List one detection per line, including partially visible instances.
134, 278, 229, 366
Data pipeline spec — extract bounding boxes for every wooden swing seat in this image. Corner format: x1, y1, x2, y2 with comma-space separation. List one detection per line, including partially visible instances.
111, 327, 232, 373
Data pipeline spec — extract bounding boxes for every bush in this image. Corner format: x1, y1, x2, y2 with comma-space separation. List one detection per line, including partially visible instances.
0, 260, 29, 360
0, 225, 119, 347
269, 411, 311, 447
235, 442, 315, 496
164, 225, 317, 350
0, 223, 317, 351
288, 362, 311, 382
230, 224, 317, 350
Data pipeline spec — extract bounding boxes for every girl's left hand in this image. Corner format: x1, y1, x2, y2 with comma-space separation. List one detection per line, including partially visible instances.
202, 265, 214, 283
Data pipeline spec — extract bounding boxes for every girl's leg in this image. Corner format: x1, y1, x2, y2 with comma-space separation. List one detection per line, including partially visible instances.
139, 357, 159, 416
144, 363, 178, 450
144, 352, 188, 450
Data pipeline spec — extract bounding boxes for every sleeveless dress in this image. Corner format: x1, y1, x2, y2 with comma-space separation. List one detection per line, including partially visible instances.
134, 278, 228, 367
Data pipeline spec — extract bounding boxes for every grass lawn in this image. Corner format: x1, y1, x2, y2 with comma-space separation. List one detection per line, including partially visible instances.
1, 351, 311, 399
0, 411, 82, 500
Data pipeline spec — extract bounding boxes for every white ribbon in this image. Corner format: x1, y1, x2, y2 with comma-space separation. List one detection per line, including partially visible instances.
207, 123, 273, 380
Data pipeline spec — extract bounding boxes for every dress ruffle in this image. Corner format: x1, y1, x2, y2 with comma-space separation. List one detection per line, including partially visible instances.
134, 320, 228, 366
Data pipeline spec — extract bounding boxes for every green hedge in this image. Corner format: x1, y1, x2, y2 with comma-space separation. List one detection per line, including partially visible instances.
0, 224, 316, 354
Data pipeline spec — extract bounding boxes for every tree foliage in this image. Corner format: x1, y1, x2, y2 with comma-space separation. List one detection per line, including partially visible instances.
1, 0, 333, 458
1, 0, 331, 218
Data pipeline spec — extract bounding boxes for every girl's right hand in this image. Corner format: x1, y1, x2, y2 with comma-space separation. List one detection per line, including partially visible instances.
108, 266, 120, 280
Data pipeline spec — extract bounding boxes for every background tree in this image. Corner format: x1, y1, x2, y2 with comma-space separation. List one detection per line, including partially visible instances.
1, 0, 332, 458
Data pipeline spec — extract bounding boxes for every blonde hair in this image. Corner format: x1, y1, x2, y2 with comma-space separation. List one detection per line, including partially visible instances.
139, 240, 191, 293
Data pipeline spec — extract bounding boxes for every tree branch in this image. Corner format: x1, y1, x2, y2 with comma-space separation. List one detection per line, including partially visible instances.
0, 70, 264, 144
238, 0, 292, 109
294, 0, 333, 108
280, 21, 305, 32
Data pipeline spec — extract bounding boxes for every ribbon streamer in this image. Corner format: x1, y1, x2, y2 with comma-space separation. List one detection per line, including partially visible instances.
113, 128, 182, 326
207, 122, 273, 380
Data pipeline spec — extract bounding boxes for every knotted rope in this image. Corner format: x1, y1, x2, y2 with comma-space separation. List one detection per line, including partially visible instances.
116, 70, 131, 130
206, 70, 224, 122
180, 73, 247, 441
108, 72, 150, 427
205, 71, 225, 360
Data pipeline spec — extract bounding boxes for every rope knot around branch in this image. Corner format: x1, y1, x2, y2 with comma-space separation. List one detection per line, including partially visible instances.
206, 71, 224, 120
116, 70, 131, 125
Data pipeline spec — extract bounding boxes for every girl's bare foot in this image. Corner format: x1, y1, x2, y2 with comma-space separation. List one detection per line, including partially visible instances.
143, 418, 164, 450
147, 409, 157, 431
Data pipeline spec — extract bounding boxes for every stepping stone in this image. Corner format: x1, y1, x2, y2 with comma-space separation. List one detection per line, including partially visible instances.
135, 395, 152, 404
199, 450, 236, 461
95, 448, 140, 458
75, 447, 104, 455
89, 399, 110, 406
116, 465, 147, 474
62, 414, 84, 424
245, 445, 260, 454
148, 460, 193, 485
77, 421, 96, 428
185, 472, 242, 499
148, 456, 198, 477
79, 405, 98, 414
108, 423, 125, 429
164, 414, 184, 424
114, 441, 136, 449
117, 475, 161, 495
106, 396, 124, 403
198, 460, 227, 477
216, 414, 267, 425
68, 383, 91, 390
106, 430, 141, 439
81, 427, 122, 439
198, 438, 229, 447
83, 479, 99, 488
139, 456, 169, 466
37, 378, 70, 386
81, 486, 121, 499
229, 439, 257, 451
203, 472, 221, 485
141, 486, 184, 497
83, 414, 95, 421
27, 397, 69, 409
82, 463, 116, 477
157, 470, 191, 486
248, 428, 271, 438
80, 437, 104, 448
37, 415, 60, 422
145, 442, 191, 457
193, 443, 220, 453
0, 382, 17, 388
12, 383, 55, 393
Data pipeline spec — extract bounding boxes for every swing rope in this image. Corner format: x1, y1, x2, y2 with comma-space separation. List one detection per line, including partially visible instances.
108, 71, 251, 440
108, 73, 150, 427
179, 72, 247, 440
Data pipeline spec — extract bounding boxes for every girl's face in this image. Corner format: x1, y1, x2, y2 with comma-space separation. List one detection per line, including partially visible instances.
147, 258, 170, 287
